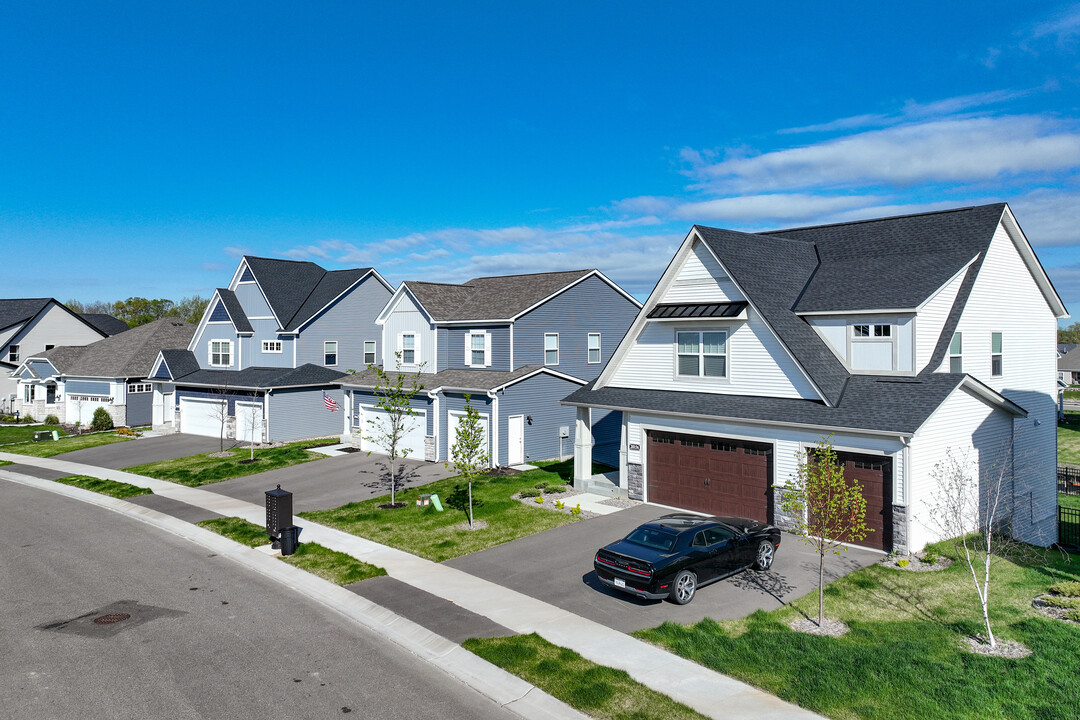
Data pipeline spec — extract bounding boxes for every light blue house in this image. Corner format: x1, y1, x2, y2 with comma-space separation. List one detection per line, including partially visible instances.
340, 269, 640, 467
149, 256, 393, 443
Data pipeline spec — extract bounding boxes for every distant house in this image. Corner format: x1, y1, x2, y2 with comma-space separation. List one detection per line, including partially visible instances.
1059, 345, 1080, 385
341, 269, 640, 467
0, 299, 124, 413
149, 256, 393, 443
564, 204, 1066, 553
11, 317, 192, 426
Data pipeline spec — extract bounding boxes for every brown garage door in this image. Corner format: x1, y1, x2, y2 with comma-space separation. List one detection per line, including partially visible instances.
646, 431, 772, 522
832, 452, 893, 552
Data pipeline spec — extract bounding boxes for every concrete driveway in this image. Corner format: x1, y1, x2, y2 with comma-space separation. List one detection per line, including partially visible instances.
54, 434, 224, 469
446, 503, 882, 633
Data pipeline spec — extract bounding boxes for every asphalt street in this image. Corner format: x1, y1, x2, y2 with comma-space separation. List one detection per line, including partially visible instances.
1, 481, 516, 720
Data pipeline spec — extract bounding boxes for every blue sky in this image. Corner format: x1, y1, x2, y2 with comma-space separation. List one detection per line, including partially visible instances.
3, 2, 1080, 322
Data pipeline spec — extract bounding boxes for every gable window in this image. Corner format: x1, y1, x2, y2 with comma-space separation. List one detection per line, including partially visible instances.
209, 340, 232, 367
588, 333, 601, 364
400, 333, 416, 365
262, 340, 282, 353
127, 383, 152, 393
465, 331, 491, 368
364, 341, 376, 365
991, 332, 1003, 377
324, 341, 338, 366
44, 344, 54, 351
949, 332, 963, 373
8, 345, 18, 363
677, 330, 727, 378
544, 333, 559, 365
854, 324, 891, 337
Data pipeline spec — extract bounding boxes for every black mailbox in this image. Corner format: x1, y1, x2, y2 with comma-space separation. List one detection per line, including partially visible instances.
265, 485, 293, 548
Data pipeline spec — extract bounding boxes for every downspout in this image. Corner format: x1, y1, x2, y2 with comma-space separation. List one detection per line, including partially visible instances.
487, 389, 500, 468
265, 389, 272, 443
428, 389, 440, 462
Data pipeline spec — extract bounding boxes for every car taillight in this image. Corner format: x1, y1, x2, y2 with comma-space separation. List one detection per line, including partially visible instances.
626, 565, 651, 577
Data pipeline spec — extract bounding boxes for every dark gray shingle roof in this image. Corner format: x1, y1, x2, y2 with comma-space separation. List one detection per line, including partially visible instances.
284, 269, 368, 331
40, 318, 195, 379
159, 349, 202, 380
340, 366, 580, 392
79, 313, 130, 336
243, 257, 374, 331
172, 363, 346, 389
1060, 347, 1080, 373
405, 270, 592, 321
0, 298, 53, 330
215, 289, 253, 333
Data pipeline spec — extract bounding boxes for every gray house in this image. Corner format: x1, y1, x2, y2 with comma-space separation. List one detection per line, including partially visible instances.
11, 317, 193, 426
150, 256, 393, 443
341, 269, 641, 467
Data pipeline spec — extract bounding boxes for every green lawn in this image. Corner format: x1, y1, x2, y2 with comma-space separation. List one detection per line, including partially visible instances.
198, 517, 272, 547
4, 432, 132, 457
53, 474, 152, 498
635, 541, 1080, 720
464, 633, 708, 720
123, 439, 336, 486
1060, 493, 1080, 511
0, 425, 69, 445
1060, 411, 1080, 466
299, 461, 581, 562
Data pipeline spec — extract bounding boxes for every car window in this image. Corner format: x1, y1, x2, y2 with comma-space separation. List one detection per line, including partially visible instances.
625, 527, 678, 552
691, 531, 706, 547
704, 527, 734, 545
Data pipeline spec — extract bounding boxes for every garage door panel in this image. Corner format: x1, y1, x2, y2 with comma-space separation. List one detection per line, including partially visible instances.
359, 407, 427, 458
180, 398, 226, 438
815, 451, 892, 552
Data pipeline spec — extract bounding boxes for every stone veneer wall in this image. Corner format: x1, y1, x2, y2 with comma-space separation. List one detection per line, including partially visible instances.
627, 463, 643, 500
891, 504, 908, 554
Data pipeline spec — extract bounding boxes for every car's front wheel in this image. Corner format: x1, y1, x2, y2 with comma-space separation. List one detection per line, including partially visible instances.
754, 541, 775, 571
669, 570, 696, 605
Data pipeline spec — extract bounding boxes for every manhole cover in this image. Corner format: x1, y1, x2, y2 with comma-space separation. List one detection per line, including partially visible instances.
92, 613, 131, 625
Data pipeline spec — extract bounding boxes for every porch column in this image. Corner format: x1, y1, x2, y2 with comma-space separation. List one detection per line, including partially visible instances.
573, 406, 593, 486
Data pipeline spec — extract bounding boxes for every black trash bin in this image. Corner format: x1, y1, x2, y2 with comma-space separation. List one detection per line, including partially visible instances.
279, 525, 302, 556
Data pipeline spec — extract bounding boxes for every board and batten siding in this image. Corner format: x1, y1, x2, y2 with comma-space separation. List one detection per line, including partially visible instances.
126, 390, 153, 426
66, 380, 112, 395
439, 325, 512, 371
267, 387, 344, 442
295, 275, 390, 371
383, 291, 436, 371
232, 283, 275, 319
513, 274, 640, 381
915, 269, 966, 372
497, 374, 581, 464
660, 239, 744, 304
808, 316, 914, 373
608, 310, 820, 399
440, 392, 492, 462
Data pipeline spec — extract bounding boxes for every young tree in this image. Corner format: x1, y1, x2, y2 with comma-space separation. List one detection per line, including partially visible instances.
207, 372, 232, 453
922, 448, 1015, 648
780, 436, 872, 626
446, 393, 491, 528
362, 353, 425, 507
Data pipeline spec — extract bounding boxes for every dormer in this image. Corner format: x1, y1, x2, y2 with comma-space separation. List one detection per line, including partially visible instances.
803, 313, 915, 375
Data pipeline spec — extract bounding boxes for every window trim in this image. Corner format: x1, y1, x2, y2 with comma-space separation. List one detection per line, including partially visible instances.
465, 330, 492, 368
323, 340, 339, 367
991, 331, 1003, 377
398, 332, 418, 366
675, 329, 728, 380
208, 340, 233, 368
587, 332, 602, 364
363, 340, 376, 366
261, 340, 283, 354
544, 333, 559, 366
8, 344, 19, 363
949, 332, 963, 373
127, 383, 152, 394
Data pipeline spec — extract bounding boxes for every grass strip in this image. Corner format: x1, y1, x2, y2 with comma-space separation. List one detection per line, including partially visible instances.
5, 432, 131, 457
463, 633, 709, 720
1060, 411, 1080, 465
1059, 493, 1080, 511
300, 460, 580, 562
0, 425, 70, 444
54, 474, 152, 498
197, 517, 272, 547
123, 439, 336, 486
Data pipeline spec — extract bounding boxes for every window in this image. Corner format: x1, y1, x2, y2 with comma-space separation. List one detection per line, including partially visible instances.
703, 527, 734, 545
874, 325, 891, 337
262, 340, 282, 353
588, 333, 601, 364
324, 341, 338, 366
400, 333, 416, 365
465, 331, 491, 367
676, 330, 727, 378
209, 340, 232, 367
991, 332, 1003, 377
854, 324, 891, 337
853, 324, 869, 337
127, 383, 152, 393
364, 341, 376, 365
8, 345, 18, 363
544, 333, 559, 365
949, 332, 962, 373
23, 384, 32, 402
44, 344, 54, 351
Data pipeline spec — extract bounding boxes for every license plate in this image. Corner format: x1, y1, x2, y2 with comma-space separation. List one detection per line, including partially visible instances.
614, 577, 626, 588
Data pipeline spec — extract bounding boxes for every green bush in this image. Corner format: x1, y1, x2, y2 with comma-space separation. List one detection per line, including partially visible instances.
1050, 580, 1080, 597
920, 552, 937, 565
90, 407, 113, 431
44, 414, 60, 425
897, 559, 910, 568
533, 482, 549, 491
20, 415, 35, 424
547, 484, 566, 493
1066, 608, 1080, 622
519, 488, 541, 498
1042, 595, 1080, 609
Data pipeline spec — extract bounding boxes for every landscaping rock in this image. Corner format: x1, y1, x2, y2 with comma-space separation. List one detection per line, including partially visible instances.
789, 617, 849, 637
962, 635, 1031, 659
512, 489, 598, 518
1032, 594, 1080, 625
878, 552, 952, 572
454, 520, 489, 531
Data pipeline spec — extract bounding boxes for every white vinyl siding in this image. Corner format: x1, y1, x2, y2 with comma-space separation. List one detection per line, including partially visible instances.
949, 332, 962, 373
209, 340, 232, 367
465, 331, 492, 368
916, 269, 966, 372
382, 291, 437, 370
544, 333, 559, 365
588, 333, 601, 364
676, 330, 727, 378
660, 239, 745, 304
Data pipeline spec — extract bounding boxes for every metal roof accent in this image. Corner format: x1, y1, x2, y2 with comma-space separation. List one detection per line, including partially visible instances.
647, 302, 748, 319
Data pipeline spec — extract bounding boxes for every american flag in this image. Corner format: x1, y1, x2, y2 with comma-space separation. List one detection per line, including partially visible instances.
323, 392, 339, 412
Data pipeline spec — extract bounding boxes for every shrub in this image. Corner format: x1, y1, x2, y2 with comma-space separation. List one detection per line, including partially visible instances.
534, 496, 544, 504
570, 504, 581, 515
1050, 580, 1080, 597
90, 407, 113, 432
897, 559, 910, 568
1, 416, 14, 422
547, 484, 566, 493
1067, 608, 1080, 623
920, 552, 938, 565
518, 488, 541, 499
1042, 595, 1080, 609
44, 414, 60, 425
20, 415, 34, 424
115, 426, 138, 437
555, 500, 565, 509
533, 482, 549, 491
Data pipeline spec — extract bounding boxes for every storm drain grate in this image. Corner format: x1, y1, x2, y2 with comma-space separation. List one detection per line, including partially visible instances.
92, 613, 131, 625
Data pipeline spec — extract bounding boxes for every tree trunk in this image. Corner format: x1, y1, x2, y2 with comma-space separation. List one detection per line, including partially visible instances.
468, 481, 473, 527
390, 457, 396, 505
818, 546, 825, 626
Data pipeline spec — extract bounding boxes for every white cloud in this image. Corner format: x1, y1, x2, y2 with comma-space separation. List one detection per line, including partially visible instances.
1028, 5, 1080, 45
690, 115, 1080, 193
1009, 187, 1080, 247
670, 193, 886, 223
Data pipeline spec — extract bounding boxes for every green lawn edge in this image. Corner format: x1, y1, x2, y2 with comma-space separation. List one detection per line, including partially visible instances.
123, 438, 337, 486
463, 633, 709, 720
54, 474, 152, 498
1060, 411, 1080, 466
5, 432, 132, 457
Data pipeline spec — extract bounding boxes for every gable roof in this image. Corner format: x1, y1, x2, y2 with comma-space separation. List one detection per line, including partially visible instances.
79, 313, 130, 336
1060, 347, 1080, 373
167, 363, 346, 389
157, 348, 203, 380
240, 257, 384, 331
31, 318, 195, 379
403, 269, 597, 322
215, 289, 253, 333
0, 298, 53, 330
340, 365, 586, 393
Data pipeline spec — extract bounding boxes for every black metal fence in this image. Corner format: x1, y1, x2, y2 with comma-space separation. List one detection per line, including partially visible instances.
1061, 506, 1080, 548
1059, 464, 1080, 496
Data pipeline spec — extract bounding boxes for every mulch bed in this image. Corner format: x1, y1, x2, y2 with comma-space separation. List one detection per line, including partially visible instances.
486, 466, 521, 477
789, 617, 850, 637
1032, 594, 1080, 625
878, 552, 952, 572
377, 502, 408, 510
512, 489, 597, 518
962, 635, 1032, 658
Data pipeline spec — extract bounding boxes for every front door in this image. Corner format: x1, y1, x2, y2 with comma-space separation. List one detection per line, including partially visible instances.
508, 415, 525, 465
162, 393, 174, 424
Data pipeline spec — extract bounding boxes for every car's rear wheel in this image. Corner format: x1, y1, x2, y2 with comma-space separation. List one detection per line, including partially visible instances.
754, 541, 775, 571
669, 570, 696, 605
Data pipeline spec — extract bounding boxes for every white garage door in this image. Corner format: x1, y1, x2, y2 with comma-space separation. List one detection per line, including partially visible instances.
359, 406, 427, 458
236, 402, 264, 444
67, 396, 108, 426
447, 411, 489, 463
180, 398, 226, 437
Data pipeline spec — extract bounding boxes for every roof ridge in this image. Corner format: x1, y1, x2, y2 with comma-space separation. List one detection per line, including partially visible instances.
694, 225, 813, 247
466, 269, 591, 282
243, 255, 325, 268
762, 202, 1006, 236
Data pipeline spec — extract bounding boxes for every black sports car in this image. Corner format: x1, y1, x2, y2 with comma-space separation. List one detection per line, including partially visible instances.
593, 514, 781, 605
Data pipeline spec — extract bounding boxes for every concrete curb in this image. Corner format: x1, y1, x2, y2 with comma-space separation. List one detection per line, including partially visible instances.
0, 469, 589, 720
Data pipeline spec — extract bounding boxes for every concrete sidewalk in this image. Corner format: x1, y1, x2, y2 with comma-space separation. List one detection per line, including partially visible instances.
1, 452, 823, 720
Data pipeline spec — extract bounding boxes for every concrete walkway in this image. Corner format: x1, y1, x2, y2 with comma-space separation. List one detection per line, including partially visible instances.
1, 452, 823, 720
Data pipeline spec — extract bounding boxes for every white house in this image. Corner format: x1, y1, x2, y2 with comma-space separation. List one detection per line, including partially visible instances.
564, 204, 1067, 553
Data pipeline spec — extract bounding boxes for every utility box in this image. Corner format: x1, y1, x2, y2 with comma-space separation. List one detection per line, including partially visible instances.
559, 426, 570, 439
265, 485, 293, 548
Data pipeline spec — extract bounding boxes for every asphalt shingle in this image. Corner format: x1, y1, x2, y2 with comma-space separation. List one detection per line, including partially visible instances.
405, 270, 593, 321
